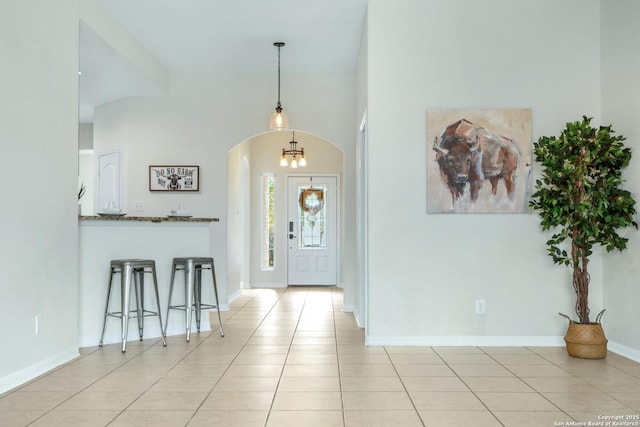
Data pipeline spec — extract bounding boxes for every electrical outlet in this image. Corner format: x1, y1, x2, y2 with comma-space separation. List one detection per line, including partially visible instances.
475, 299, 486, 315
133, 201, 144, 212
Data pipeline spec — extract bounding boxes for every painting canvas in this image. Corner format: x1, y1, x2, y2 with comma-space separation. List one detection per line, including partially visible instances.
427, 109, 532, 214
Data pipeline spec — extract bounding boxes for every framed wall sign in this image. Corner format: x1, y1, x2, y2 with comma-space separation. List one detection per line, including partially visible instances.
149, 165, 200, 191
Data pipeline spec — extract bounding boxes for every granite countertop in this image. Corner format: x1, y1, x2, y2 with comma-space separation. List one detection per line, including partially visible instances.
80, 215, 219, 223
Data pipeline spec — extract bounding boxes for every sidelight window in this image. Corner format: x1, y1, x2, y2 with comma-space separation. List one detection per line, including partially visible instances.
261, 174, 276, 270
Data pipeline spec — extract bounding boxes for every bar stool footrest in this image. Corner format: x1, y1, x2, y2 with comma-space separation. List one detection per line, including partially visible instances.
106, 310, 162, 318
168, 304, 219, 311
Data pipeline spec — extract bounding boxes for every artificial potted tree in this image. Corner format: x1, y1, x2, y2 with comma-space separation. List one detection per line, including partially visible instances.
529, 116, 637, 359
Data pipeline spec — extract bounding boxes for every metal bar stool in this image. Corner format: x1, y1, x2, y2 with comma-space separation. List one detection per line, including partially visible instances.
163, 257, 225, 341
99, 259, 167, 352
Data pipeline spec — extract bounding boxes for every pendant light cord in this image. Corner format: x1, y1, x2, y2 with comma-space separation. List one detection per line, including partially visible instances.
275, 42, 284, 111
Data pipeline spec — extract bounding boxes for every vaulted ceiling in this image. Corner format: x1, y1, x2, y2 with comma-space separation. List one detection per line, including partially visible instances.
79, 0, 368, 123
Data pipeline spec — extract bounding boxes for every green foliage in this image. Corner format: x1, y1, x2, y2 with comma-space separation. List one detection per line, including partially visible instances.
529, 117, 637, 322
78, 182, 86, 201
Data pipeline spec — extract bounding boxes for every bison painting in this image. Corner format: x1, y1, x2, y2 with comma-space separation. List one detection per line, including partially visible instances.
433, 118, 520, 207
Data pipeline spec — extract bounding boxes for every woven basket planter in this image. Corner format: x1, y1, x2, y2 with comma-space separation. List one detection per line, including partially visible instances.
564, 321, 608, 359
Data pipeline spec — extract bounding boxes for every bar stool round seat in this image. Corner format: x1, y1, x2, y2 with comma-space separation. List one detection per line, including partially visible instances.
99, 259, 167, 352
164, 257, 225, 341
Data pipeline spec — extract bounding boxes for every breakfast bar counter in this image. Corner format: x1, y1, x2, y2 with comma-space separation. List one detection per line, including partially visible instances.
80, 215, 219, 223
78, 215, 224, 347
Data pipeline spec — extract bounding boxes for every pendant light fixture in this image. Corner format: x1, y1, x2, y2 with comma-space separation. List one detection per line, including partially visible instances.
269, 42, 289, 130
280, 131, 306, 168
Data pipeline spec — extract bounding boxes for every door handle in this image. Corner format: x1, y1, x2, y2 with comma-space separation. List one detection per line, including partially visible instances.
289, 233, 296, 239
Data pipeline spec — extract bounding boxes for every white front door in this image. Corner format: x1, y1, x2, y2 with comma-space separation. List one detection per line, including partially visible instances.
287, 176, 338, 286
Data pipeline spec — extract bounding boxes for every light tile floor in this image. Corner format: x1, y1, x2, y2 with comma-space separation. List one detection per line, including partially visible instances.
1, 287, 639, 426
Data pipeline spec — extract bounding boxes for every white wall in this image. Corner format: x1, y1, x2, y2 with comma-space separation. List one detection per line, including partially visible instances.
354, 18, 369, 326
0, 0, 80, 392
78, 123, 94, 215
365, 0, 603, 345
91, 73, 357, 308
227, 140, 251, 293
79, 0, 169, 95
601, 0, 640, 357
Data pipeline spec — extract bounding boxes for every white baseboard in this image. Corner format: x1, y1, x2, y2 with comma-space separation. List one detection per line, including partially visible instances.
0, 348, 79, 395
364, 336, 639, 361
366, 335, 566, 347
345, 306, 367, 329
227, 289, 242, 303
249, 283, 287, 288
608, 341, 640, 363
241, 283, 343, 290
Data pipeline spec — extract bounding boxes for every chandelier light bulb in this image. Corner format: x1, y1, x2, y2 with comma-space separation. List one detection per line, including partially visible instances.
279, 132, 306, 168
